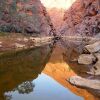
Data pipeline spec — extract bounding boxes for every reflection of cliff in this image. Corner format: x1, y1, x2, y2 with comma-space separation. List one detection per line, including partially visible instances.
0, 44, 54, 100
43, 43, 100, 100
60, 39, 90, 75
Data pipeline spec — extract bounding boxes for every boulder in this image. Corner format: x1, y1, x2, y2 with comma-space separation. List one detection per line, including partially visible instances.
23, 38, 28, 42
68, 76, 100, 90
15, 43, 25, 48
78, 54, 96, 65
85, 41, 100, 53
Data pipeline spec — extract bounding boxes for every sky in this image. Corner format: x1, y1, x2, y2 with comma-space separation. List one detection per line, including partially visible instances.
40, 0, 76, 9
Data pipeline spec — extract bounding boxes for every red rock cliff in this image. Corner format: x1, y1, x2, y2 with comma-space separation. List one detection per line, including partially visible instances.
60, 0, 100, 36
0, 0, 55, 36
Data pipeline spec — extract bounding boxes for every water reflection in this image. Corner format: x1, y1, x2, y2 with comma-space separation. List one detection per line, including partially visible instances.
4, 73, 83, 100
43, 41, 100, 100
0, 41, 99, 100
59, 39, 100, 98
4, 81, 35, 100
16, 81, 35, 94
60, 39, 90, 76
0, 43, 54, 100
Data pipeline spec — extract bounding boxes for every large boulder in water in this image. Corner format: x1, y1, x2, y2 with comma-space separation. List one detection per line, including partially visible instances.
68, 76, 100, 90
0, 0, 54, 36
85, 41, 100, 53
78, 54, 96, 65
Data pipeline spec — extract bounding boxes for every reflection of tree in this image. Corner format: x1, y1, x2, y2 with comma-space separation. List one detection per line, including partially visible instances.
0, 41, 57, 100
4, 94, 12, 100
3, 81, 35, 100
16, 81, 35, 94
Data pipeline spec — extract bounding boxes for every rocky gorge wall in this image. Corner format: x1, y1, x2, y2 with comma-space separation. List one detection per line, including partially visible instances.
0, 0, 99, 37
60, 0, 100, 36
0, 0, 55, 36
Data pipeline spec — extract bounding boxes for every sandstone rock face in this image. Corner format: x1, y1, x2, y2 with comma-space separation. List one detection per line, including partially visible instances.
60, 0, 100, 36
85, 41, 100, 53
78, 54, 96, 65
68, 76, 100, 90
46, 8, 65, 33
0, 0, 55, 36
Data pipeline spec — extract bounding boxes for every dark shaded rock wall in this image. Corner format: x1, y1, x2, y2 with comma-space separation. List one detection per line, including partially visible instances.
0, 0, 55, 36
60, 0, 100, 36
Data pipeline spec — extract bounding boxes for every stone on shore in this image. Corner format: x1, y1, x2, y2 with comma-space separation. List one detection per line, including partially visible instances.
68, 76, 100, 90
78, 54, 96, 65
85, 41, 100, 53
15, 43, 25, 48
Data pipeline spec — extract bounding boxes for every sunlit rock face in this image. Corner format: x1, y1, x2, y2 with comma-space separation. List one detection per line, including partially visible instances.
60, 0, 100, 36
40, 0, 76, 32
0, 0, 54, 36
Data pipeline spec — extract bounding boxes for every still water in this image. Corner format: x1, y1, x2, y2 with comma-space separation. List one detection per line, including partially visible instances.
5, 73, 83, 100
0, 41, 99, 100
